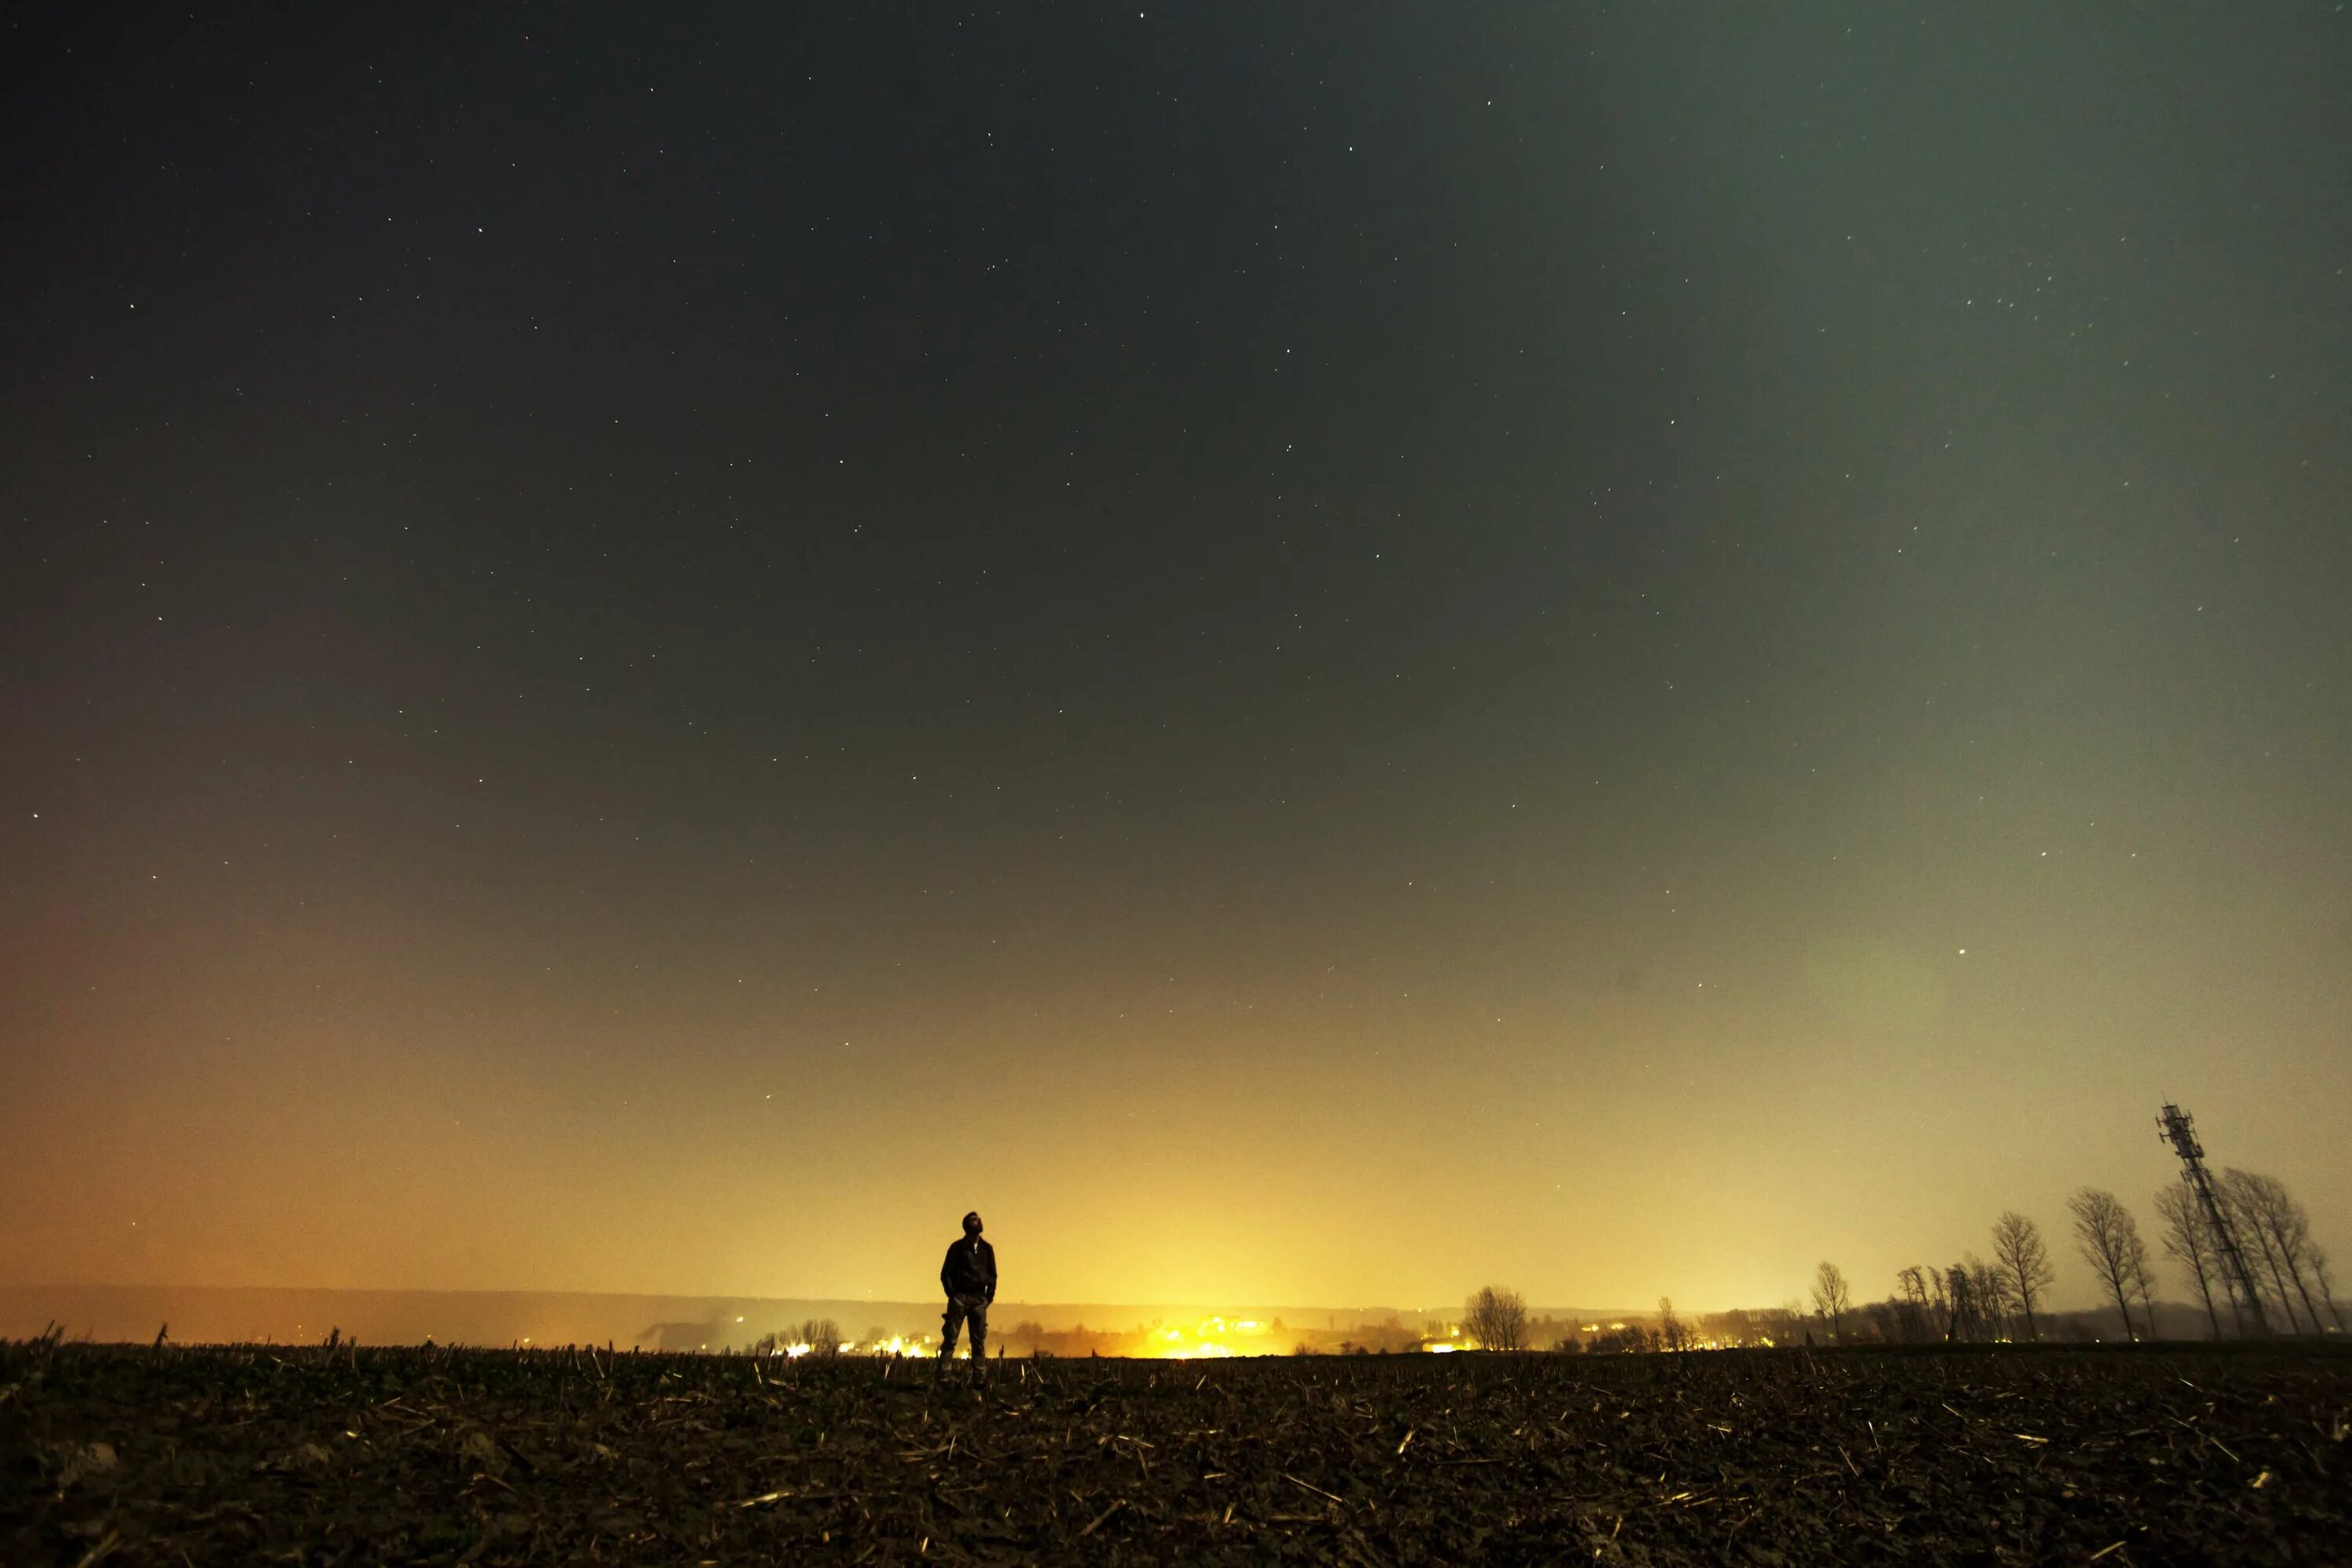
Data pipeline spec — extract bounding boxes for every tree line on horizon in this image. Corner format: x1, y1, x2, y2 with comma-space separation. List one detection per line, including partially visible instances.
1457, 1167, 2340, 1353
1809, 1167, 2341, 1346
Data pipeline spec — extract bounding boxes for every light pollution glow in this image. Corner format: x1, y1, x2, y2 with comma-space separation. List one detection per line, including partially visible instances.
2, 4, 2346, 1327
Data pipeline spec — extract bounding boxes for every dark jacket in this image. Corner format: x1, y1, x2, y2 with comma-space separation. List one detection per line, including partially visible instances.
941, 1236, 996, 1301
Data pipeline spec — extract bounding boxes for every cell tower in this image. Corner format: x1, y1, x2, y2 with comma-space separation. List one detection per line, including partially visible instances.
2155, 1102, 2269, 1338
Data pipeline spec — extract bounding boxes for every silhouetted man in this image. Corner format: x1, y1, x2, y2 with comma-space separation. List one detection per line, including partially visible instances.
938, 1210, 996, 1364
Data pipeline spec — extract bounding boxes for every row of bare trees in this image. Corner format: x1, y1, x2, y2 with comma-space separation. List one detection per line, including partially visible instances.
1828, 1205, 2125, 1344
1832, 1173, 2340, 1346
1461, 1166, 2337, 1353
1814, 1212, 2060, 1345
1885, 1258, 2018, 1342
751, 1318, 844, 1356
2071, 1174, 2346, 1339
2156, 1170, 2345, 1338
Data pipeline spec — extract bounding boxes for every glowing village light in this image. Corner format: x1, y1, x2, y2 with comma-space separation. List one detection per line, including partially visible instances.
1165, 1341, 1234, 1359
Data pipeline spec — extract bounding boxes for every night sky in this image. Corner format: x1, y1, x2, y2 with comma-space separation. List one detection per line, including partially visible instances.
5, 4, 2348, 1314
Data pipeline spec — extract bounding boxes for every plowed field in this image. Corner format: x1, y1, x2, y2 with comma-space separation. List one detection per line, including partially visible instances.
5, 1340, 2346, 1564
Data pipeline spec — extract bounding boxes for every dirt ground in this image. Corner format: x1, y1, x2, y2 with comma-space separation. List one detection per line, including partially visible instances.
5, 1338, 2346, 1564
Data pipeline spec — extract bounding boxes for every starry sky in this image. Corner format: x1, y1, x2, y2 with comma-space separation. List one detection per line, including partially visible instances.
5, 4, 2348, 1315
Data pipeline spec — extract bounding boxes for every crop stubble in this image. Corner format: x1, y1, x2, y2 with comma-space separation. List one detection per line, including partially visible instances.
4, 1339, 2347, 1564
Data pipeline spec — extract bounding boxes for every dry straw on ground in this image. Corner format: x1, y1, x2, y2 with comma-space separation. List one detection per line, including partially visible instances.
5, 1332, 2347, 1564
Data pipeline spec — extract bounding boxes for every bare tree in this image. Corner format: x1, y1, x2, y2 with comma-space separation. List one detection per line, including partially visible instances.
2154, 1179, 2225, 1338
2128, 1236, 2160, 1338
1811, 1261, 1851, 1341
1657, 1297, 1689, 1352
2070, 1187, 2150, 1340
1462, 1286, 1528, 1352
1967, 1256, 2013, 1341
2215, 1172, 2288, 1330
2310, 1244, 2347, 1335
2226, 1171, 2328, 1335
1926, 1266, 1957, 1341
2220, 1171, 2307, 1333
794, 1318, 843, 1356
1893, 1266, 1934, 1343
2267, 1180, 2326, 1327
1944, 1264, 1983, 1341
1989, 1213, 2056, 1341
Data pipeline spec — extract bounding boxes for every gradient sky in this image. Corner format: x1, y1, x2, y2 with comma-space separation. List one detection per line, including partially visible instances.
5, 4, 2347, 1314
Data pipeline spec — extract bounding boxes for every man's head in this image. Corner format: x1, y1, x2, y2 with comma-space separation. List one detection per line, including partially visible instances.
963, 1211, 983, 1238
